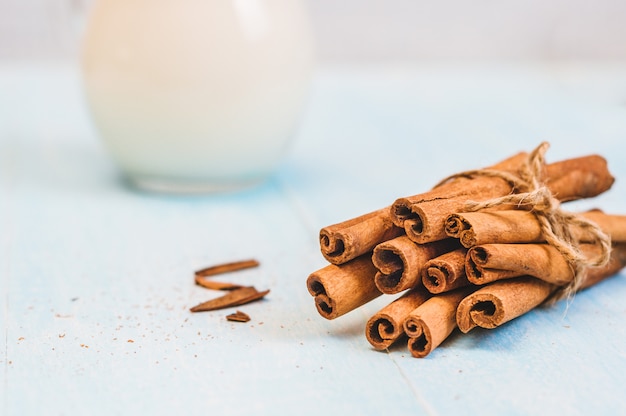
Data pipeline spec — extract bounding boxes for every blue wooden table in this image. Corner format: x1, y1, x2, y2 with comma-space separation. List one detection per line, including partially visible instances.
1, 61, 626, 415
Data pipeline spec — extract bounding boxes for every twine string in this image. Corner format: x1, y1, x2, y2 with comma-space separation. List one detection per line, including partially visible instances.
440, 142, 611, 300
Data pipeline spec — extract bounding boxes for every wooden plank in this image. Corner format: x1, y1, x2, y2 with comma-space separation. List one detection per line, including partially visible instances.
2, 62, 626, 415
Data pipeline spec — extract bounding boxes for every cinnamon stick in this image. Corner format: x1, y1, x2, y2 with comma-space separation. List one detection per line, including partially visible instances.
391, 153, 614, 244
365, 286, 431, 350
371, 236, 459, 294
421, 248, 470, 294
456, 276, 554, 333
543, 154, 615, 202
446, 209, 626, 248
319, 208, 404, 265
404, 287, 474, 358
306, 255, 381, 320
466, 243, 604, 286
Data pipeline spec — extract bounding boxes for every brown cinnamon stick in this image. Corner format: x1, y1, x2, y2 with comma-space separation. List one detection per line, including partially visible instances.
371, 236, 459, 294
543, 154, 615, 202
456, 276, 554, 333
391, 153, 614, 244
306, 255, 381, 320
404, 287, 474, 358
365, 286, 431, 350
446, 211, 541, 248
466, 243, 603, 286
319, 208, 404, 265
421, 248, 470, 294
446, 209, 626, 248
190, 286, 270, 312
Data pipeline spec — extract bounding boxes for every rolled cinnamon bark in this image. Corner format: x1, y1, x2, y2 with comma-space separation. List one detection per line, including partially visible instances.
543, 154, 615, 202
456, 276, 554, 333
372, 236, 459, 294
446, 209, 626, 248
306, 254, 381, 320
319, 207, 404, 265
421, 248, 470, 294
404, 287, 474, 358
365, 286, 431, 350
466, 243, 603, 286
391, 153, 614, 244
446, 211, 542, 248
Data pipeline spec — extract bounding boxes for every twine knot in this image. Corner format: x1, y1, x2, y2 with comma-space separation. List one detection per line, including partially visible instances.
527, 186, 559, 212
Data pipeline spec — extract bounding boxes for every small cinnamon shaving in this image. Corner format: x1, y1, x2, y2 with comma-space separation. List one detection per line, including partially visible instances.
190, 286, 270, 312
194, 259, 259, 291
194, 279, 244, 291
195, 259, 259, 278
226, 310, 251, 322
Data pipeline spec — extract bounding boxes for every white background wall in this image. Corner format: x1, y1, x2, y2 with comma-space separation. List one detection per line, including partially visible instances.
1, 0, 626, 62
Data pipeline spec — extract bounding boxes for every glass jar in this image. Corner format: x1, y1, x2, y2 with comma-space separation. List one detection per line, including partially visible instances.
81, 0, 314, 192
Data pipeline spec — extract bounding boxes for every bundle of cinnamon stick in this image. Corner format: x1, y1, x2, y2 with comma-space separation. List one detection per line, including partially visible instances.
306, 142, 626, 358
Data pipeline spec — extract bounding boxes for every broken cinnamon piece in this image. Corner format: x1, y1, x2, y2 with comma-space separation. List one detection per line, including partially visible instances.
306, 255, 381, 320
319, 207, 404, 265
404, 287, 474, 358
194, 259, 259, 290
194, 279, 244, 291
365, 286, 431, 350
371, 236, 459, 294
190, 286, 270, 312
195, 259, 260, 278
226, 310, 251, 322
421, 248, 470, 294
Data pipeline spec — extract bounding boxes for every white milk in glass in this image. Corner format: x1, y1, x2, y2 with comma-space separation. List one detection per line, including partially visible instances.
81, 0, 314, 192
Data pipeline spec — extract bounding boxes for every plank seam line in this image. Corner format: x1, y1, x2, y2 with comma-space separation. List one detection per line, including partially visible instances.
389, 353, 439, 416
